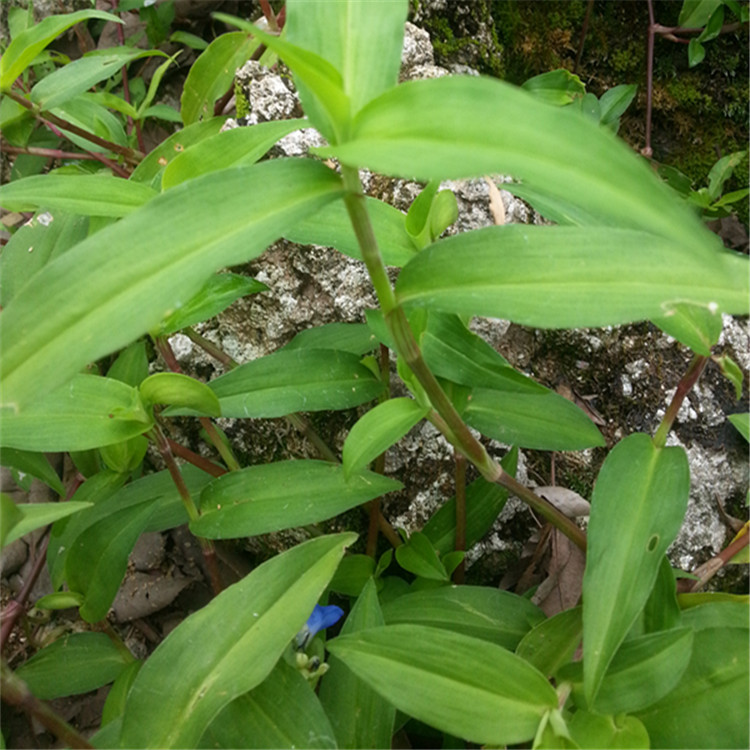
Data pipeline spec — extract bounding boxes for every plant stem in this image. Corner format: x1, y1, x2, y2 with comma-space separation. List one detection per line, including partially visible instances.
1, 661, 94, 749
184, 327, 238, 370
453, 452, 467, 583
151, 424, 223, 594
341, 167, 588, 552
644, 0, 656, 158
167, 438, 227, 478
653, 355, 708, 448
3, 89, 143, 164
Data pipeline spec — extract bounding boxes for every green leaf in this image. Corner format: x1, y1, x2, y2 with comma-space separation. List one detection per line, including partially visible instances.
382, 585, 544, 650
0, 448, 65, 496
136, 52, 180, 121
319, 579, 396, 749
0, 374, 152, 452
30, 48, 166, 110
707, 150, 747, 200
15, 632, 132, 700
129, 117, 225, 187
678, 0, 723, 27
0, 174, 158, 217
2, 501, 92, 548
728, 412, 749, 441
155, 272, 268, 337
562, 628, 694, 714
199, 658, 337, 749
34, 591, 85, 610
679, 599, 749, 630
653, 302, 723, 355
107, 341, 150, 387
0, 210, 89, 307
286, 0, 408, 118
568, 711, 650, 750
464, 386, 605, 451
196, 349, 384, 419
598, 84, 637, 129
0, 494, 23, 548
192, 461, 401, 539
343, 398, 428, 478
118, 533, 356, 748
285, 195, 417, 267
582, 433, 690, 704
395, 225, 748, 329
282, 323, 379, 356
180, 31, 259, 125
0, 159, 344, 413
170, 30, 208, 50
395, 530, 449, 581
327, 554, 376, 596
214, 14, 350, 144
161, 119, 305, 189
139, 372, 220, 417
102, 661, 142, 728
516, 606, 582, 677
324, 75, 715, 254
51, 95, 127, 151
641, 555, 681, 634
422, 448, 518, 556
66, 499, 157, 622
48, 465, 211, 590
0, 10, 122, 91
688, 38, 706, 66
715, 354, 744, 399
98, 435, 148, 474
328, 624, 557, 746
634, 627, 748, 749
521, 69, 585, 106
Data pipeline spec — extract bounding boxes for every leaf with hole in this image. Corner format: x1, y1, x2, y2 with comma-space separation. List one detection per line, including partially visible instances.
582, 433, 690, 704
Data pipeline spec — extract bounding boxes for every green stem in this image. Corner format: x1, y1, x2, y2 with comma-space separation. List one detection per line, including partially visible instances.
1, 661, 94, 749
184, 327, 238, 370
342, 167, 588, 552
199, 417, 241, 472
653, 355, 708, 448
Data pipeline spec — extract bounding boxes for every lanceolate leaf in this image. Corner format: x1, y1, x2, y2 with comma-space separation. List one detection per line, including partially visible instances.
285, 195, 416, 267
29, 48, 167, 111
192, 460, 401, 539
66, 499, 157, 623
0, 159, 343, 412
634, 626, 748, 749
463, 387, 605, 451
199, 348, 384, 419
118, 533, 356, 748
0, 10, 121, 91
161, 119, 305, 189
199, 659, 337, 750
285, 0, 408, 117
14, 632, 132, 700
180, 31, 259, 125
343, 397, 428, 477
327, 624, 557, 746
0, 374, 152, 452
325, 75, 717, 255
395, 225, 748, 330
139, 372, 220, 417
282, 323, 379, 356
318, 579, 396, 749
0, 174, 158, 217
381, 586, 545, 650
2, 501, 92, 548
155, 273, 268, 337
582, 433, 690, 704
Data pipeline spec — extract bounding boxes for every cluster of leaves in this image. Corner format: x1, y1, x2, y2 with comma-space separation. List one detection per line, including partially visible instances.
0, 1, 748, 748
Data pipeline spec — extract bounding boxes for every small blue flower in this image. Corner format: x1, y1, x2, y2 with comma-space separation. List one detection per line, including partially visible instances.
295, 603, 344, 650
